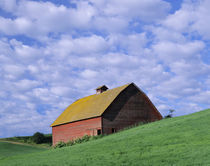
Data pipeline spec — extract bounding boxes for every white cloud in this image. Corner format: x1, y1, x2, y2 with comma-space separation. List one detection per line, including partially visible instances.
46, 35, 108, 58
14, 43, 43, 62
148, 26, 186, 42
188, 91, 210, 105
162, 2, 194, 32
27, 65, 39, 74
80, 69, 98, 78
50, 86, 72, 97
162, 0, 210, 39
93, 16, 128, 33
0, 1, 95, 39
169, 60, 210, 78
107, 33, 147, 53
0, 0, 17, 12
192, 0, 210, 39
92, 0, 170, 22
3, 64, 25, 77
0, 0, 210, 138
0, 0, 171, 38
153, 40, 205, 63
14, 79, 40, 91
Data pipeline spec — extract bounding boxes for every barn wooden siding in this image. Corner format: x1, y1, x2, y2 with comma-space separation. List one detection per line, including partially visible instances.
52, 117, 102, 145
102, 84, 162, 134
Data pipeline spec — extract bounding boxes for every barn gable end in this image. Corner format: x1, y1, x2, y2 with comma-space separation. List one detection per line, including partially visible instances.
102, 83, 162, 134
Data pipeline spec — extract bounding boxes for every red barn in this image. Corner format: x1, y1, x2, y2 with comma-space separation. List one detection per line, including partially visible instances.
51, 83, 162, 145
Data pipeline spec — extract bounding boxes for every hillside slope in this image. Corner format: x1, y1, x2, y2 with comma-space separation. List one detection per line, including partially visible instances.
0, 134, 52, 148
1, 109, 210, 166
0, 141, 47, 160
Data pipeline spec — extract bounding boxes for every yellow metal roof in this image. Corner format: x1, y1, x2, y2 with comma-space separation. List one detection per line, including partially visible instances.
51, 83, 130, 127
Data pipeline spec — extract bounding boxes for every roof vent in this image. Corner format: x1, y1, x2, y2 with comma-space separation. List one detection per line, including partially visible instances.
96, 85, 108, 94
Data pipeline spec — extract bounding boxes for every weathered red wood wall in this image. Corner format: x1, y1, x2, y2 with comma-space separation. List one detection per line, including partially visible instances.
52, 117, 102, 145
102, 84, 162, 134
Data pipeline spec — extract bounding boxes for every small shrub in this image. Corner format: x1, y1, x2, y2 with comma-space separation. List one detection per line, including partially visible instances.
26, 138, 33, 144
66, 140, 74, 146
54, 141, 66, 148
53, 134, 105, 149
81, 135, 91, 142
90, 135, 103, 141
74, 138, 83, 144
32, 132, 45, 144
164, 109, 175, 119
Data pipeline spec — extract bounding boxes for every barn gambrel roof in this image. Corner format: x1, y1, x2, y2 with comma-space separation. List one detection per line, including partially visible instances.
51, 83, 130, 127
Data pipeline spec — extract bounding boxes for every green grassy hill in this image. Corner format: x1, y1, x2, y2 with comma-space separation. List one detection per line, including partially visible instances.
0, 141, 47, 160
0, 134, 52, 148
1, 109, 210, 166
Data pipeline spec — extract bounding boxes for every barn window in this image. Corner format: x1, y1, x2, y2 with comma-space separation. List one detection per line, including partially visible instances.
112, 128, 116, 133
97, 129, 101, 135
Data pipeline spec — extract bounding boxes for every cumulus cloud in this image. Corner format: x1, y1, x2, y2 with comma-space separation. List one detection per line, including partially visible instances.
162, 0, 210, 39
0, 1, 96, 39
14, 79, 41, 91
0, 0, 17, 12
91, 0, 171, 22
153, 40, 205, 62
0, 0, 210, 138
188, 91, 210, 105
0, 0, 171, 38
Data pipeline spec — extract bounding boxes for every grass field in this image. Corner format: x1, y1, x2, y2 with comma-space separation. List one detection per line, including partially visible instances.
0, 108, 210, 166
0, 141, 47, 160
0, 134, 52, 148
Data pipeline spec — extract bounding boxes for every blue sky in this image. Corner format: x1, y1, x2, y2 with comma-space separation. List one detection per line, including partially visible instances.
0, 0, 209, 138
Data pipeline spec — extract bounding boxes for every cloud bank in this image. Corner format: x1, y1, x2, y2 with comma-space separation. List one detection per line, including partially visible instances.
0, 0, 209, 137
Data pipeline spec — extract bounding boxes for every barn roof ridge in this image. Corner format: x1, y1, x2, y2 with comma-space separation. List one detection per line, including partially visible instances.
51, 83, 132, 127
